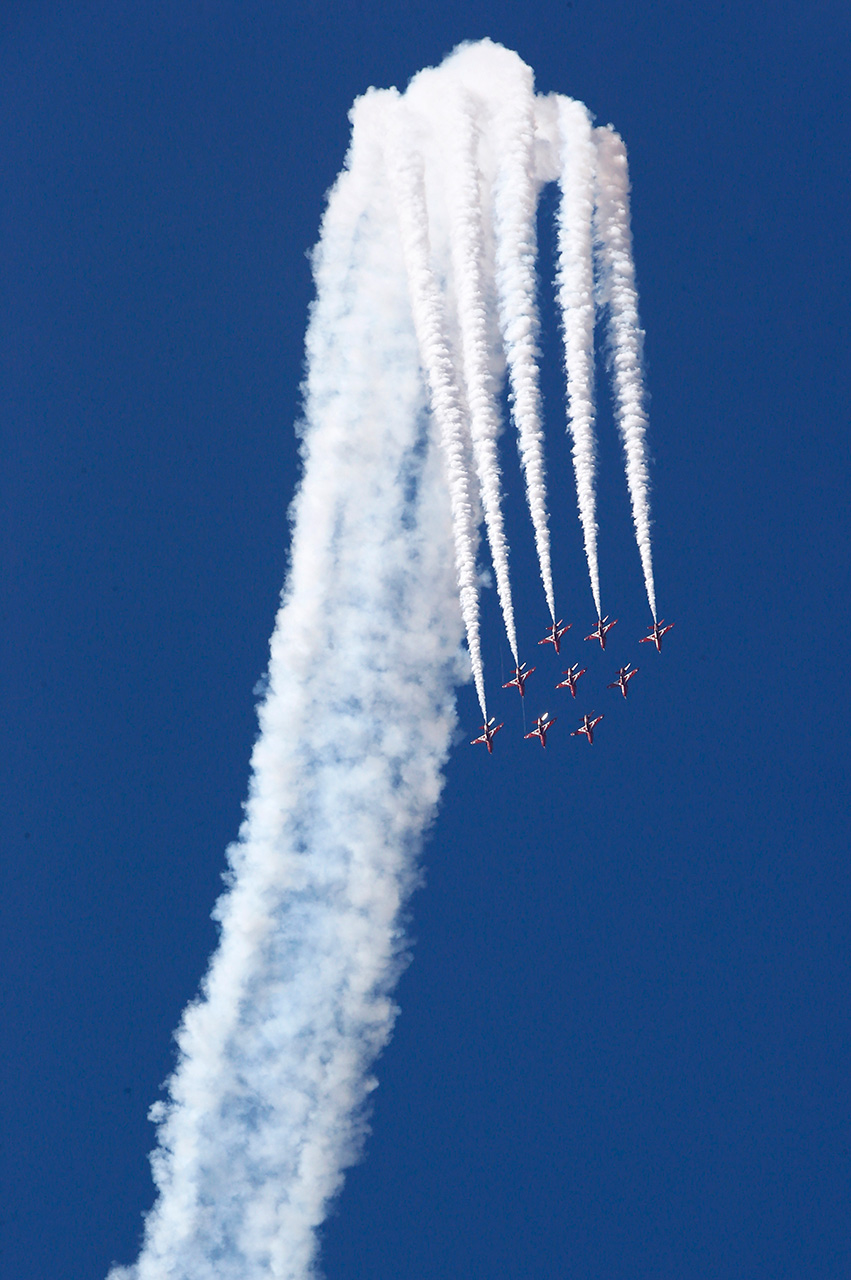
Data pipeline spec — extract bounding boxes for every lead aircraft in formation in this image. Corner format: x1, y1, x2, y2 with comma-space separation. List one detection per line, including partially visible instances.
471, 615, 674, 753
585, 616, 618, 649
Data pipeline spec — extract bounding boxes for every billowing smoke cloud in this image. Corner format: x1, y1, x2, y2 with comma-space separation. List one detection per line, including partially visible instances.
108, 95, 465, 1280
108, 41, 658, 1280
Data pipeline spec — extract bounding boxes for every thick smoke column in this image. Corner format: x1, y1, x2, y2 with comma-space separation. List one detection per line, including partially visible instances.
108, 84, 465, 1280
108, 42, 659, 1280
593, 124, 657, 619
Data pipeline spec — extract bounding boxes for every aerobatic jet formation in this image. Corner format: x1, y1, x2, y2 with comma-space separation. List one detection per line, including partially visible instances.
585, 616, 618, 649
471, 604, 674, 752
640, 619, 675, 652
470, 603, 675, 752
502, 663, 535, 697
538, 620, 571, 655
471, 718, 504, 754
607, 663, 639, 698
524, 712, 557, 748
556, 663, 586, 697
571, 713, 604, 745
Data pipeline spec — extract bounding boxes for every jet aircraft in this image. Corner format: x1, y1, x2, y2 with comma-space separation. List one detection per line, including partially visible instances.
538, 620, 571, 654
571, 712, 604, 744
502, 662, 535, 697
640, 619, 674, 652
523, 711, 557, 748
555, 663, 586, 697
607, 663, 639, 698
585, 616, 618, 649
471, 717, 504, 754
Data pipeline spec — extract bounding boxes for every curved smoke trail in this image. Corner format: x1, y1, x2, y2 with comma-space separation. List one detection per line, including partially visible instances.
108, 42, 660, 1280
555, 96, 602, 619
593, 125, 657, 620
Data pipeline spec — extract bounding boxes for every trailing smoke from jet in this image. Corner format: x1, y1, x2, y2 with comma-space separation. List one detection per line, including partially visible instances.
444, 89, 521, 666
385, 98, 489, 717
490, 60, 557, 624
555, 96, 602, 619
108, 40, 658, 1280
593, 124, 658, 620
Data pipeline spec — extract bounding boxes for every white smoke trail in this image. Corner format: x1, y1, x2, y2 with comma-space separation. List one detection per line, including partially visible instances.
442, 89, 520, 664
108, 43, 660, 1280
593, 125, 657, 619
108, 88, 465, 1280
555, 96, 602, 619
490, 58, 557, 622
383, 92, 488, 717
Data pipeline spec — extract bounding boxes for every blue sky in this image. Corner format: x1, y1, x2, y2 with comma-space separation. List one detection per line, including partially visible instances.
2, 2, 849, 1277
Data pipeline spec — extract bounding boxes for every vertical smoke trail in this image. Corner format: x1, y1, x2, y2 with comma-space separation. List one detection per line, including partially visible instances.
593, 124, 657, 619
443, 89, 520, 665
385, 92, 489, 717
491, 59, 557, 622
555, 96, 602, 619
108, 88, 465, 1280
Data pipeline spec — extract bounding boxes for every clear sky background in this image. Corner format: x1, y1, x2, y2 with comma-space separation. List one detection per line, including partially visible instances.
2, 2, 849, 1277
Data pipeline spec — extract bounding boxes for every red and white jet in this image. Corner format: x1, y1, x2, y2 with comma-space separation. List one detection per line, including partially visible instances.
640, 619, 674, 652
571, 712, 604, 745
502, 662, 535, 697
523, 711, 557, 748
556, 663, 586, 697
607, 663, 639, 698
538, 619, 571, 655
585, 616, 618, 649
471, 717, 504, 754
